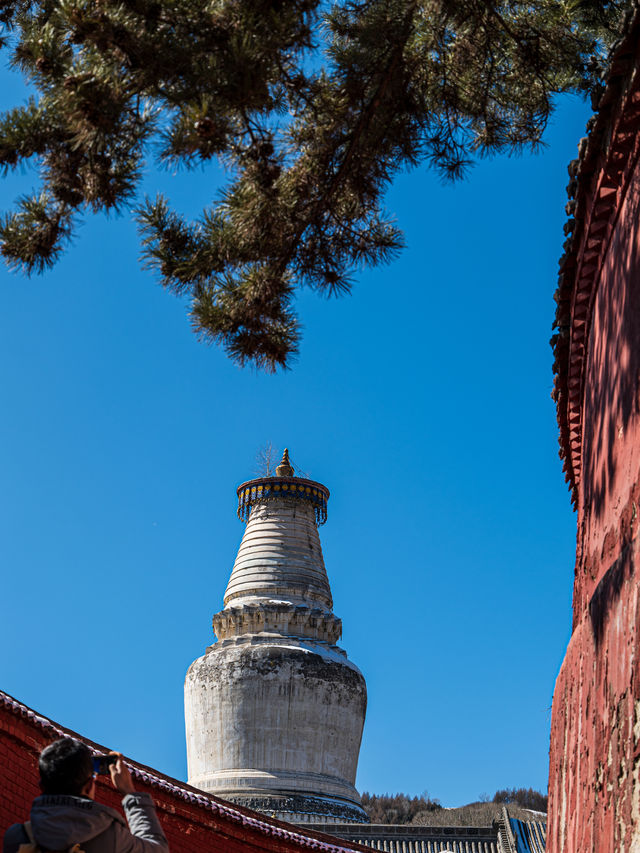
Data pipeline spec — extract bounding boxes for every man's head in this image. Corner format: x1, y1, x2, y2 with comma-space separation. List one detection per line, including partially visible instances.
39, 738, 94, 796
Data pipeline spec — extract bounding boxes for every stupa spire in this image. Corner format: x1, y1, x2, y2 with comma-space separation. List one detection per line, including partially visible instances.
275, 447, 294, 477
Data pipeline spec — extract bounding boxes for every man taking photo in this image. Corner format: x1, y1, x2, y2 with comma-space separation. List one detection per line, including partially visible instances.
3, 737, 169, 853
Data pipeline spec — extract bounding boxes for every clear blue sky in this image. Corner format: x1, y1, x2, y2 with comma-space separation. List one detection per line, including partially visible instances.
0, 56, 589, 808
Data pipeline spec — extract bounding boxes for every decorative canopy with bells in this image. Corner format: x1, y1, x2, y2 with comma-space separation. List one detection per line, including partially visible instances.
236, 448, 330, 525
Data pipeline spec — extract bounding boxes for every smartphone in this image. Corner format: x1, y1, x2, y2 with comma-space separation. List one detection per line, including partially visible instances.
92, 754, 117, 775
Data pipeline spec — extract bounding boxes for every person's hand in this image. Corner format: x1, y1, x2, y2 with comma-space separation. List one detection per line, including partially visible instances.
108, 752, 136, 795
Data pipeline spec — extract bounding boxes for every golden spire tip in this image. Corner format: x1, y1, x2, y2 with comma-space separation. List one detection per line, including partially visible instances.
275, 448, 294, 477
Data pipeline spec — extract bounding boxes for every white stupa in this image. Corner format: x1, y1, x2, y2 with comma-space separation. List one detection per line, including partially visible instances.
184, 450, 368, 824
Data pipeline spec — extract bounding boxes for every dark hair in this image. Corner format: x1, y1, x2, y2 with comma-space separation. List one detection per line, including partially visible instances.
39, 738, 93, 795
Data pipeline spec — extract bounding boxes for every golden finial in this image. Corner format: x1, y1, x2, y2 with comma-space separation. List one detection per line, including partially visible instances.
275, 448, 294, 477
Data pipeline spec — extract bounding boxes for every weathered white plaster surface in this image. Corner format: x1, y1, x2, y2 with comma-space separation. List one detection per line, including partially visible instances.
185, 638, 365, 799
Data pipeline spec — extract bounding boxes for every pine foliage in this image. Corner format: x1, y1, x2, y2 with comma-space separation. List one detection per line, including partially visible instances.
0, 0, 631, 368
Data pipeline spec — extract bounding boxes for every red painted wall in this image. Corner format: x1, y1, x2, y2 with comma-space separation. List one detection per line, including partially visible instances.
548, 36, 640, 853
0, 691, 362, 853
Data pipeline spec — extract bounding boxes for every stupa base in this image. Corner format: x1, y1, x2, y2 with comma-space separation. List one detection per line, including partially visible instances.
218, 792, 369, 825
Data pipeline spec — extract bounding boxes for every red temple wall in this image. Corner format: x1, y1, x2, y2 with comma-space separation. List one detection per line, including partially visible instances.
0, 692, 359, 853
547, 131, 640, 852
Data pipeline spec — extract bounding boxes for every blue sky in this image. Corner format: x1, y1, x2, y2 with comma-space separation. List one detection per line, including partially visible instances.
0, 55, 589, 808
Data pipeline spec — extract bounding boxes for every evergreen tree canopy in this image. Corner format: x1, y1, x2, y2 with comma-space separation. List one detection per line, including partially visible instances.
0, 0, 629, 369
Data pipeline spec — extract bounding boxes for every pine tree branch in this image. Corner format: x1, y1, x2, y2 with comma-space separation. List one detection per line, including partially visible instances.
0, 0, 632, 368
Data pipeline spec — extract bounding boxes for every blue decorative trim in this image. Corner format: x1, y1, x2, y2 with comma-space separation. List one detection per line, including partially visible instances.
237, 477, 330, 525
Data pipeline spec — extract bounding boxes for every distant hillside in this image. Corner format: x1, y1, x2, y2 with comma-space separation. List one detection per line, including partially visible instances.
361, 789, 547, 826
411, 802, 545, 827
360, 793, 441, 825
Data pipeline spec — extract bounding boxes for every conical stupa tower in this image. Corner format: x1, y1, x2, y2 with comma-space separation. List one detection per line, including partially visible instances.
184, 451, 368, 824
